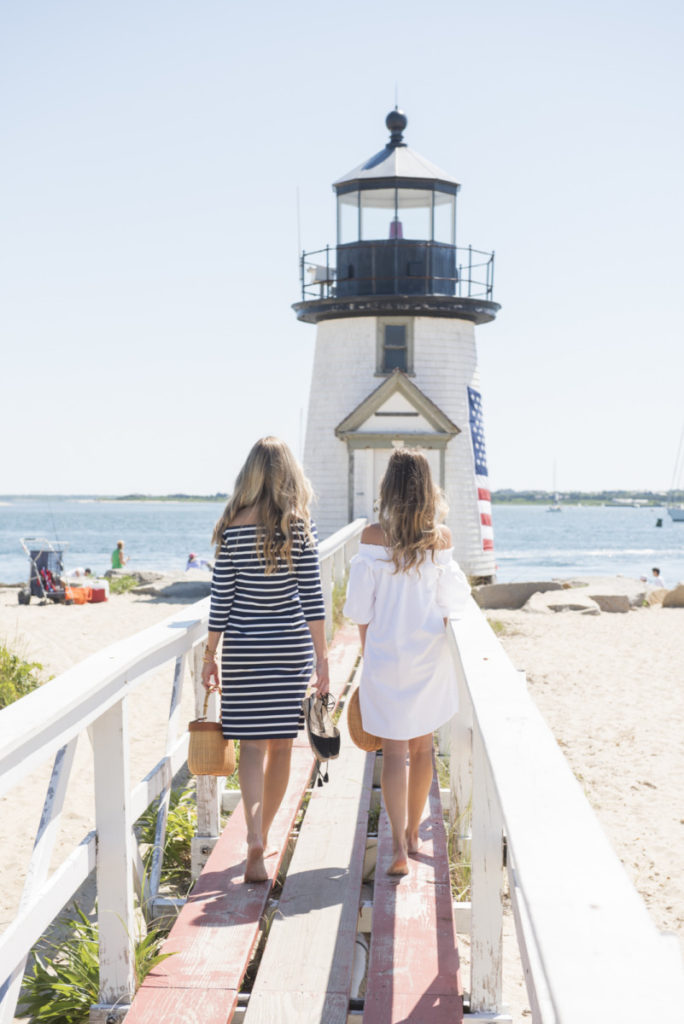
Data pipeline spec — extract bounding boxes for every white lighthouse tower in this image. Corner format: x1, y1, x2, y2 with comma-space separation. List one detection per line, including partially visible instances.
294, 110, 500, 580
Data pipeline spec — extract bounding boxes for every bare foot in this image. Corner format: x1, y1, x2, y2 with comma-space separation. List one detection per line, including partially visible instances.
387, 854, 409, 876
244, 843, 268, 883
406, 831, 422, 855
262, 835, 278, 858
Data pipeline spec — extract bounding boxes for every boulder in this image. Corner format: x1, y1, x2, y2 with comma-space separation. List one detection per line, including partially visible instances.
473, 580, 563, 610
523, 589, 601, 616
133, 573, 211, 600
663, 584, 684, 608
588, 594, 631, 613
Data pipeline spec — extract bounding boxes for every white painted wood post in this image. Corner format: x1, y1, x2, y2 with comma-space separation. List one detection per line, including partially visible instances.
148, 653, 187, 902
321, 557, 334, 642
90, 699, 136, 1018
469, 724, 504, 1014
191, 643, 222, 878
0, 739, 77, 1024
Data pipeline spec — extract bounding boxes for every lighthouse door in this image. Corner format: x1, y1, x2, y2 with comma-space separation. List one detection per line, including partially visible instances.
369, 447, 441, 515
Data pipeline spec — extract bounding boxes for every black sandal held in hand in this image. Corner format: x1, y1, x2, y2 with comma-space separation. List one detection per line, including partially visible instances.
302, 692, 340, 786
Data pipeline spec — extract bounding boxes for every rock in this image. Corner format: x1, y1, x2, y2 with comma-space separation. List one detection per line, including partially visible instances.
663, 584, 684, 608
132, 573, 211, 600
589, 594, 631, 613
523, 589, 601, 616
473, 580, 563, 610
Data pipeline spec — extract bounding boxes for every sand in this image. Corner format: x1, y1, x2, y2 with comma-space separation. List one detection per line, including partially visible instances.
2, 582, 682, 1017
489, 602, 684, 961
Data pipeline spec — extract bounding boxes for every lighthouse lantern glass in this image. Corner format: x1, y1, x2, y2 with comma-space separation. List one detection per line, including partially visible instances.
338, 191, 359, 244
433, 191, 456, 244
396, 189, 432, 241
360, 189, 395, 240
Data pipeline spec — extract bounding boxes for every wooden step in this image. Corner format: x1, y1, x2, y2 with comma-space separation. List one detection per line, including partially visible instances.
125, 625, 361, 1024
244, 706, 374, 1023
364, 769, 463, 1023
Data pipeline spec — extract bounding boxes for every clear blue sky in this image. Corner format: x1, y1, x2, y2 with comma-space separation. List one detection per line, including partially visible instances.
1, 0, 682, 494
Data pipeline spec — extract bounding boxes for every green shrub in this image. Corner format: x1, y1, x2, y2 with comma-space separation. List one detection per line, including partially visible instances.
0, 644, 44, 708
108, 575, 139, 595
19, 905, 172, 1024
136, 787, 197, 889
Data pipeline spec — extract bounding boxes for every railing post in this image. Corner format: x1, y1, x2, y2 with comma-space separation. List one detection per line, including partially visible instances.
468, 244, 473, 297
191, 643, 222, 878
89, 699, 136, 1023
470, 724, 505, 1015
321, 555, 334, 643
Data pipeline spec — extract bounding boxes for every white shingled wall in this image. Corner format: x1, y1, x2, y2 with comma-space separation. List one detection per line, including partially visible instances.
302, 315, 496, 577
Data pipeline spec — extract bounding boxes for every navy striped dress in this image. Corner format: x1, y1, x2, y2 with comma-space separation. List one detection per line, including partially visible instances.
208, 521, 326, 740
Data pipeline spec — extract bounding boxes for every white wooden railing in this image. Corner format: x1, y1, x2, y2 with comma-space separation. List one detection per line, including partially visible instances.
445, 598, 684, 1023
0, 519, 365, 1024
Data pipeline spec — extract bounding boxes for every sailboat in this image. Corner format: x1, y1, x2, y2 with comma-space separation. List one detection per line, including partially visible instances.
547, 461, 562, 512
667, 423, 684, 522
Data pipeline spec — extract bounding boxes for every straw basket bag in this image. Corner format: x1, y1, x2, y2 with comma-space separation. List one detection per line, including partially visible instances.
347, 687, 382, 752
188, 689, 236, 776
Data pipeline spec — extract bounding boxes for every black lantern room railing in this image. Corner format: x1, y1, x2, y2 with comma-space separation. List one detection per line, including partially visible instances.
300, 243, 495, 302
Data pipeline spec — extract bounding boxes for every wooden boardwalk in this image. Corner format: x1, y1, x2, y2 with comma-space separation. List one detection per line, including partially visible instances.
125, 626, 463, 1024
364, 772, 463, 1024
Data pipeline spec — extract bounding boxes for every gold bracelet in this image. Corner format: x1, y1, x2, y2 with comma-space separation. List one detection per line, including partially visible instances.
203, 650, 217, 663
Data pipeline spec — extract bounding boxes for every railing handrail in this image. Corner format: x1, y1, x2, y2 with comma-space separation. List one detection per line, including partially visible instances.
0, 599, 210, 800
447, 599, 684, 1021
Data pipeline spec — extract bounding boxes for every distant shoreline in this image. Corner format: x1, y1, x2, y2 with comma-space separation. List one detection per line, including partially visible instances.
0, 490, 681, 507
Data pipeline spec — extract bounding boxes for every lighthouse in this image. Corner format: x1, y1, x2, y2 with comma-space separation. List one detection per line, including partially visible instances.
294, 110, 500, 580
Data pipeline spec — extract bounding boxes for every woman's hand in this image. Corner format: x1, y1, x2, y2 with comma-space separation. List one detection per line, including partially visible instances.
202, 656, 220, 692
312, 656, 330, 696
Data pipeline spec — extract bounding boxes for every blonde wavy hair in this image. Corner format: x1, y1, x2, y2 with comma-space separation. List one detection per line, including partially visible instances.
378, 449, 448, 573
212, 437, 315, 574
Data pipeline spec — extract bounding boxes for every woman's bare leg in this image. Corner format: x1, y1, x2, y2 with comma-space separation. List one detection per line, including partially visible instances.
238, 739, 269, 882
261, 737, 294, 850
406, 733, 434, 853
381, 739, 409, 875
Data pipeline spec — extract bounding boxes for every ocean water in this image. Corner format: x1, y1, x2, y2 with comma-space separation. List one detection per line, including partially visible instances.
0, 498, 683, 586
0, 498, 224, 584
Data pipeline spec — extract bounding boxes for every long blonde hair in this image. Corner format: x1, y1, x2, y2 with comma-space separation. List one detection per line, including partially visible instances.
212, 437, 314, 573
378, 449, 448, 573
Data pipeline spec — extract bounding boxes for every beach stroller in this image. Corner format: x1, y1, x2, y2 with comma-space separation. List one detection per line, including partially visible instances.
18, 538, 70, 605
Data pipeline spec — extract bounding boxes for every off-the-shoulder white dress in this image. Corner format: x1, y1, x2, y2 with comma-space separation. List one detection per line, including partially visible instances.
343, 544, 470, 740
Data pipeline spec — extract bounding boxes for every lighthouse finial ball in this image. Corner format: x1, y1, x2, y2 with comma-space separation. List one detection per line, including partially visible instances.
386, 107, 407, 146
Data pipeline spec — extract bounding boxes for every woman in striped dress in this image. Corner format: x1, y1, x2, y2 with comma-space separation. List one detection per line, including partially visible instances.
201, 437, 328, 883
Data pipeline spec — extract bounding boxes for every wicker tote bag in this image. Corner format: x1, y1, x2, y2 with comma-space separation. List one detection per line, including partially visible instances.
188, 689, 236, 776
347, 687, 382, 752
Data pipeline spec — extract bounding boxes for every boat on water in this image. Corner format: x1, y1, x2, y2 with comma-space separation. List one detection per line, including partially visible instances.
547, 462, 562, 512
667, 423, 684, 522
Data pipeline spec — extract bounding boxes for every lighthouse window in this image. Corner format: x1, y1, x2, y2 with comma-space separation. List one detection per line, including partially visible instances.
380, 323, 410, 373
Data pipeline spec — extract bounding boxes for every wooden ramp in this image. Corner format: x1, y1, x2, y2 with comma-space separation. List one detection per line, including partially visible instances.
244, 702, 374, 1023
126, 626, 462, 1024
125, 626, 360, 1024
364, 771, 463, 1024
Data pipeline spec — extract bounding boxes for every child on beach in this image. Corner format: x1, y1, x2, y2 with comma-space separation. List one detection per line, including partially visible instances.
201, 437, 328, 883
343, 449, 470, 875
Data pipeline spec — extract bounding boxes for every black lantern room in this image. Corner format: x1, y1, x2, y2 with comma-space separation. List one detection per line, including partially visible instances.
294, 110, 499, 325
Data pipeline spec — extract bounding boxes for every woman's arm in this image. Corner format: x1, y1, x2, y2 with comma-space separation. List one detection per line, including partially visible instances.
357, 623, 368, 653
201, 629, 222, 692
307, 619, 329, 695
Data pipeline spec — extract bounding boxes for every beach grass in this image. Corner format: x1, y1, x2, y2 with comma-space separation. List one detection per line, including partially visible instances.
108, 574, 140, 595
0, 642, 44, 708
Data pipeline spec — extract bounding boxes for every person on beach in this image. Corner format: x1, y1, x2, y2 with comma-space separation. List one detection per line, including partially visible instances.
343, 449, 470, 876
111, 541, 128, 569
201, 437, 328, 883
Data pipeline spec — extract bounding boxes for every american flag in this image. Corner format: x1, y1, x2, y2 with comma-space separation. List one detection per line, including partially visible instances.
467, 386, 494, 552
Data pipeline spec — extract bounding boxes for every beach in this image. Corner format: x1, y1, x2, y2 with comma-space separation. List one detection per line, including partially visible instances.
490, 600, 684, 959
1, 581, 683, 1016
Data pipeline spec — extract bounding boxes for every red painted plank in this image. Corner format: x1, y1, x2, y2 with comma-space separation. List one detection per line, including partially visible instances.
364, 769, 464, 1024
126, 625, 360, 1024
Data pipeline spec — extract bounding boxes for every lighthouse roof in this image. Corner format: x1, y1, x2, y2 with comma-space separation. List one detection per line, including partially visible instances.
334, 109, 460, 193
